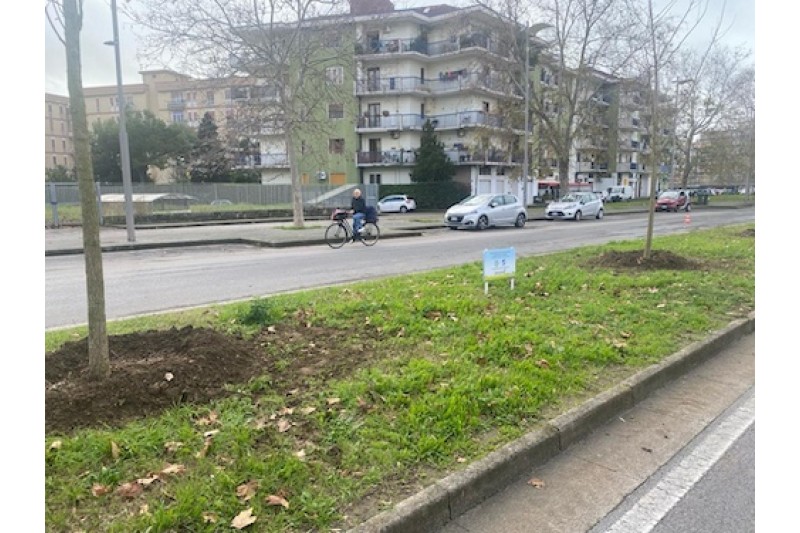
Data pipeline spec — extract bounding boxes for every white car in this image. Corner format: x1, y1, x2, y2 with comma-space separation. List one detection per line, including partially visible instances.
444, 194, 527, 230
377, 194, 417, 213
545, 192, 604, 221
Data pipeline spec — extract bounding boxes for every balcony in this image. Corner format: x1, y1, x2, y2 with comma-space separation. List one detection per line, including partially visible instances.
357, 149, 417, 165
355, 32, 507, 59
236, 152, 289, 168
576, 162, 609, 172
356, 110, 522, 132
356, 147, 520, 167
355, 71, 516, 97
167, 99, 186, 111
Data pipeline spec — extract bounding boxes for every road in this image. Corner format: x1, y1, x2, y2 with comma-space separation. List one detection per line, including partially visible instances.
45, 208, 754, 329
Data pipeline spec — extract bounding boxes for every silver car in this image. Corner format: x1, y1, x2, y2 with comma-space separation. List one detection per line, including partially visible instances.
545, 192, 604, 221
444, 194, 527, 230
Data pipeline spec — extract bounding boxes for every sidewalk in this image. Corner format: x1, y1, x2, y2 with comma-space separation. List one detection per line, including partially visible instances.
44, 214, 444, 256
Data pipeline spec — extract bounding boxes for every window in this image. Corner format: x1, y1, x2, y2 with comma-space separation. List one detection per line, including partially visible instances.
95, 98, 100, 112
60, 105, 64, 116
326, 66, 344, 85
368, 173, 382, 184
329, 138, 345, 154
61, 123, 65, 134
52, 156, 57, 166
206, 91, 215, 105
51, 139, 56, 152
110, 97, 116, 107
62, 140, 66, 152
328, 103, 344, 119
172, 111, 184, 123
48, 104, 53, 116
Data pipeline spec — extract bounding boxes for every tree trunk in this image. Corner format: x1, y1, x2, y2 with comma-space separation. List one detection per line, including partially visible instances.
65, 0, 110, 379
285, 129, 305, 228
557, 157, 570, 196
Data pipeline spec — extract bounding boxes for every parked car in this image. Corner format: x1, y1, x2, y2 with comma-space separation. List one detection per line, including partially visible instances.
607, 185, 634, 202
444, 194, 527, 230
545, 192, 604, 221
377, 194, 417, 213
655, 190, 691, 212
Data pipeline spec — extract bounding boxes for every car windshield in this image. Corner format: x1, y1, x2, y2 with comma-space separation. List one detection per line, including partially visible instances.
659, 191, 679, 199
559, 194, 579, 202
459, 195, 492, 206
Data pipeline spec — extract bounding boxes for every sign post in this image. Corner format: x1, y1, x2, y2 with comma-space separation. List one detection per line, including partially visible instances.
483, 247, 516, 294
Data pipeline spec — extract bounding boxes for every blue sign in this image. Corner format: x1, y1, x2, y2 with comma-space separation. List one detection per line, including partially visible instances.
483, 247, 516, 281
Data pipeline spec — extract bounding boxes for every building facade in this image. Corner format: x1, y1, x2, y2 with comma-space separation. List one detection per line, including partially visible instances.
45, 93, 73, 171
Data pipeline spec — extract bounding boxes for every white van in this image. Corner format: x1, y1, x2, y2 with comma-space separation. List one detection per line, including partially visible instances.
607, 186, 634, 202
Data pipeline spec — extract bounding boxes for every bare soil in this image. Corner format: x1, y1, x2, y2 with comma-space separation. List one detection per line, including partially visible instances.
44, 250, 700, 434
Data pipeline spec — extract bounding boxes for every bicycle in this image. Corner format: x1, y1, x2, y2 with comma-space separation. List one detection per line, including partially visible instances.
325, 208, 380, 248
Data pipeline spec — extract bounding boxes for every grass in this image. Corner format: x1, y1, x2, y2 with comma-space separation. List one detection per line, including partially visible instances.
45, 223, 755, 532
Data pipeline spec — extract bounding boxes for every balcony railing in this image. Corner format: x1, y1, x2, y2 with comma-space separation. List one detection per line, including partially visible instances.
355, 71, 516, 96
576, 162, 609, 172
356, 147, 521, 166
355, 33, 508, 58
356, 110, 522, 132
236, 153, 289, 168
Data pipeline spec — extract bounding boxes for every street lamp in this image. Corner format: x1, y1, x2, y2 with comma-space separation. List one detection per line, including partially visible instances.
104, 0, 136, 242
669, 78, 693, 190
522, 23, 552, 207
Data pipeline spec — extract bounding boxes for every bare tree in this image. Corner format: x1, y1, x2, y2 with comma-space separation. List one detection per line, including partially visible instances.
672, 43, 752, 188
46, 0, 110, 379
125, 0, 354, 228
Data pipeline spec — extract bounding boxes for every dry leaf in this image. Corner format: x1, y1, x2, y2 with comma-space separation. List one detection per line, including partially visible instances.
203, 429, 220, 439
276, 419, 291, 433
231, 508, 257, 529
456, 457, 466, 463
267, 325, 277, 334
299, 407, 316, 415
160, 463, 186, 476
265, 494, 290, 509
536, 359, 549, 368
277, 407, 295, 416
139, 504, 151, 516
202, 512, 218, 524
91, 483, 111, 497
137, 475, 160, 487
110, 441, 120, 460
236, 480, 259, 501
164, 441, 184, 453
528, 477, 545, 489
326, 397, 341, 406
196, 411, 219, 426
294, 449, 306, 460
49, 440, 62, 451
116, 482, 144, 499
196, 438, 213, 459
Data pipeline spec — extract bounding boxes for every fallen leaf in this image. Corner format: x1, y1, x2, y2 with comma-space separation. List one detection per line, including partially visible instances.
136, 475, 160, 487
277, 407, 295, 416
287, 388, 300, 396
203, 429, 220, 439
231, 508, 258, 529
265, 494, 290, 509
116, 482, 144, 499
327, 397, 341, 406
163, 441, 184, 453
110, 441, 120, 460
196, 438, 213, 459
528, 477, 545, 489
202, 512, 218, 524
91, 483, 111, 497
456, 457, 466, 463
236, 480, 259, 501
267, 325, 277, 334
164, 372, 174, 382
139, 504, 150, 516
295, 449, 307, 460
277, 419, 291, 433
536, 359, 550, 368
49, 440, 62, 451
656, 303, 666, 308
160, 464, 186, 476
299, 407, 316, 415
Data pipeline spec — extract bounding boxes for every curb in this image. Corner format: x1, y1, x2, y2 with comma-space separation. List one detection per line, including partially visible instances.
44, 231, 425, 257
348, 312, 755, 533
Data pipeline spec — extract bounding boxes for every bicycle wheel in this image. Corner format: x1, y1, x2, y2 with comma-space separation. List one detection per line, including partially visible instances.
325, 222, 348, 249
360, 222, 380, 246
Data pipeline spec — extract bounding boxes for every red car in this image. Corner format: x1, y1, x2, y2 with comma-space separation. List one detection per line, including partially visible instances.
655, 190, 691, 212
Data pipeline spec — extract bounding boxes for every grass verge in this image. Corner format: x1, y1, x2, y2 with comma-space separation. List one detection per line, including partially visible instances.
45, 223, 755, 532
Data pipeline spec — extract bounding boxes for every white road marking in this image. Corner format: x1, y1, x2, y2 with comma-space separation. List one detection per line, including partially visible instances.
603, 393, 755, 533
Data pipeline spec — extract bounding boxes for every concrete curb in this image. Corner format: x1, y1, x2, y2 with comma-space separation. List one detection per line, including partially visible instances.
44, 231, 425, 257
348, 312, 755, 533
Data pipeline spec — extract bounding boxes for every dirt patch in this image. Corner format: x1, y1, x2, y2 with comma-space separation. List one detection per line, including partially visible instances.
45, 324, 381, 434
584, 249, 702, 270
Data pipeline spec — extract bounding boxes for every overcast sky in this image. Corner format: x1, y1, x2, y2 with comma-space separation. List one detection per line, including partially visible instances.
44, 0, 756, 96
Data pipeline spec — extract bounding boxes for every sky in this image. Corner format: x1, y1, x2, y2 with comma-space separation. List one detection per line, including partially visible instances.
43, 0, 756, 95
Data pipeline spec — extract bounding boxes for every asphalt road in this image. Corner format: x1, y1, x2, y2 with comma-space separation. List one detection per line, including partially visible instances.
45, 208, 755, 329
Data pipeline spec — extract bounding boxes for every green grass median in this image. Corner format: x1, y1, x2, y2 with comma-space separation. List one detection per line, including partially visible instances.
45, 223, 755, 532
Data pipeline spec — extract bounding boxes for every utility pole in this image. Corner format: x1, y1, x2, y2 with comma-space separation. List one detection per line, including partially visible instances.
106, 0, 136, 242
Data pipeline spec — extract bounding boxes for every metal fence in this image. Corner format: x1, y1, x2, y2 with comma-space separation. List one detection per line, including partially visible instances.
44, 182, 379, 225
45, 182, 379, 210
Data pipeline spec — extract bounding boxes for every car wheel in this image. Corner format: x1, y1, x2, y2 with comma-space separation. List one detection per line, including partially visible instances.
596, 208, 604, 220
400, 206, 408, 213
477, 215, 489, 230
574, 211, 582, 221
515, 213, 526, 228
449, 226, 458, 230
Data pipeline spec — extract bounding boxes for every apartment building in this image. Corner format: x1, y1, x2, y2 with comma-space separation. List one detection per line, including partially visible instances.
45, 93, 73, 171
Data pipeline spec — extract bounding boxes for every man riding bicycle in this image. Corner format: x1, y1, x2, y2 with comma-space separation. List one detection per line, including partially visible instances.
350, 188, 367, 238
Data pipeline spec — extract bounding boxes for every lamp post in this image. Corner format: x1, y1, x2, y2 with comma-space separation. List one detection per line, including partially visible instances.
522, 23, 552, 207
669, 78, 693, 190
105, 0, 136, 242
